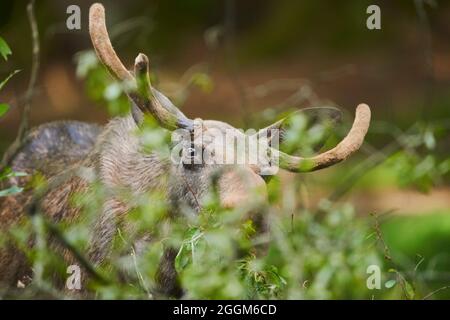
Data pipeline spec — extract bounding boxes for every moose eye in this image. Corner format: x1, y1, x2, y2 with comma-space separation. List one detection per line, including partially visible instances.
178, 145, 197, 159
187, 147, 196, 158
181, 144, 204, 169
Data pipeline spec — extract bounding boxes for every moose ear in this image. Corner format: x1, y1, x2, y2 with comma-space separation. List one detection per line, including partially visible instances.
257, 106, 342, 152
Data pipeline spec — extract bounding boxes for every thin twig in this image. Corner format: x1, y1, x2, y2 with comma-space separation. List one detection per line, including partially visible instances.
423, 285, 450, 300
26, 167, 110, 285
370, 212, 392, 261
116, 228, 152, 298
19, 0, 40, 142
371, 211, 418, 300
181, 173, 202, 212
0, 0, 40, 170
45, 218, 109, 285
327, 124, 413, 202
414, 255, 425, 273
224, 0, 250, 127
2, 0, 107, 290
328, 117, 450, 202
413, 0, 436, 121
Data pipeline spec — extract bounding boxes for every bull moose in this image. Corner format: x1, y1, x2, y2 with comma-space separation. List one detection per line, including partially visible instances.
0, 3, 371, 297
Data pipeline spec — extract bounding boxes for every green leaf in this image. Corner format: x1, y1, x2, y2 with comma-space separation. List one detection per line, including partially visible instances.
74, 50, 98, 78
0, 167, 24, 180
175, 244, 189, 272
0, 37, 12, 61
0, 185, 23, 197
404, 280, 415, 300
103, 82, 123, 101
0, 103, 9, 117
8, 171, 28, 178
384, 279, 397, 289
0, 168, 27, 184
190, 73, 213, 93
0, 170, 28, 180
0, 69, 21, 91
424, 130, 435, 150
0, 167, 12, 180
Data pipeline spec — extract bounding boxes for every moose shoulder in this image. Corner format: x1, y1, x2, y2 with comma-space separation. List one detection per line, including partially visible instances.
0, 3, 371, 297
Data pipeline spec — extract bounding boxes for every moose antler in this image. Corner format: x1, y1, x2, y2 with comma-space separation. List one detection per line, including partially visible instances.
89, 3, 193, 130
273, 103, 371, 172
89, 2, 371, 172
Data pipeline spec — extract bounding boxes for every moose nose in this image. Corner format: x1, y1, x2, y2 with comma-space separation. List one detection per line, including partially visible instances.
217, 167, 268, 209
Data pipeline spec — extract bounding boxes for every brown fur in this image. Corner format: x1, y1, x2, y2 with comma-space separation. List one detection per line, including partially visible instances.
0, 114, 266, 297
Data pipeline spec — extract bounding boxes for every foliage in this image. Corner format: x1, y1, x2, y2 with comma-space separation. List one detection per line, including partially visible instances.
74, 50, 131, 116
0, 36, 12, 61
0, 38, 23, 197
0, 37, 19, 118
382, 211, 450, 299
1, 36, 449, 300
74, 50, 213, 117
2, 171, 387, 299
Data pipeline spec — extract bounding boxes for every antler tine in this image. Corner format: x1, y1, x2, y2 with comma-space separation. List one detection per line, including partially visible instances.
89, 3, 193, 131
134, 53, 193, 129
89, 3, 133, 82
276, 104, 371, 172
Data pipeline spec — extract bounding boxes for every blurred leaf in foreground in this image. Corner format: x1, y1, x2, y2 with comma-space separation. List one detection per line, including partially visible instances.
0, 103, 10, 117
0, 36, 12, 61
0, 185, 23, 197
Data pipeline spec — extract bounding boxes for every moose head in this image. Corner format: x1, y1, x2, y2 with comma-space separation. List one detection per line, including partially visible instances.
88, 3, 371, 212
